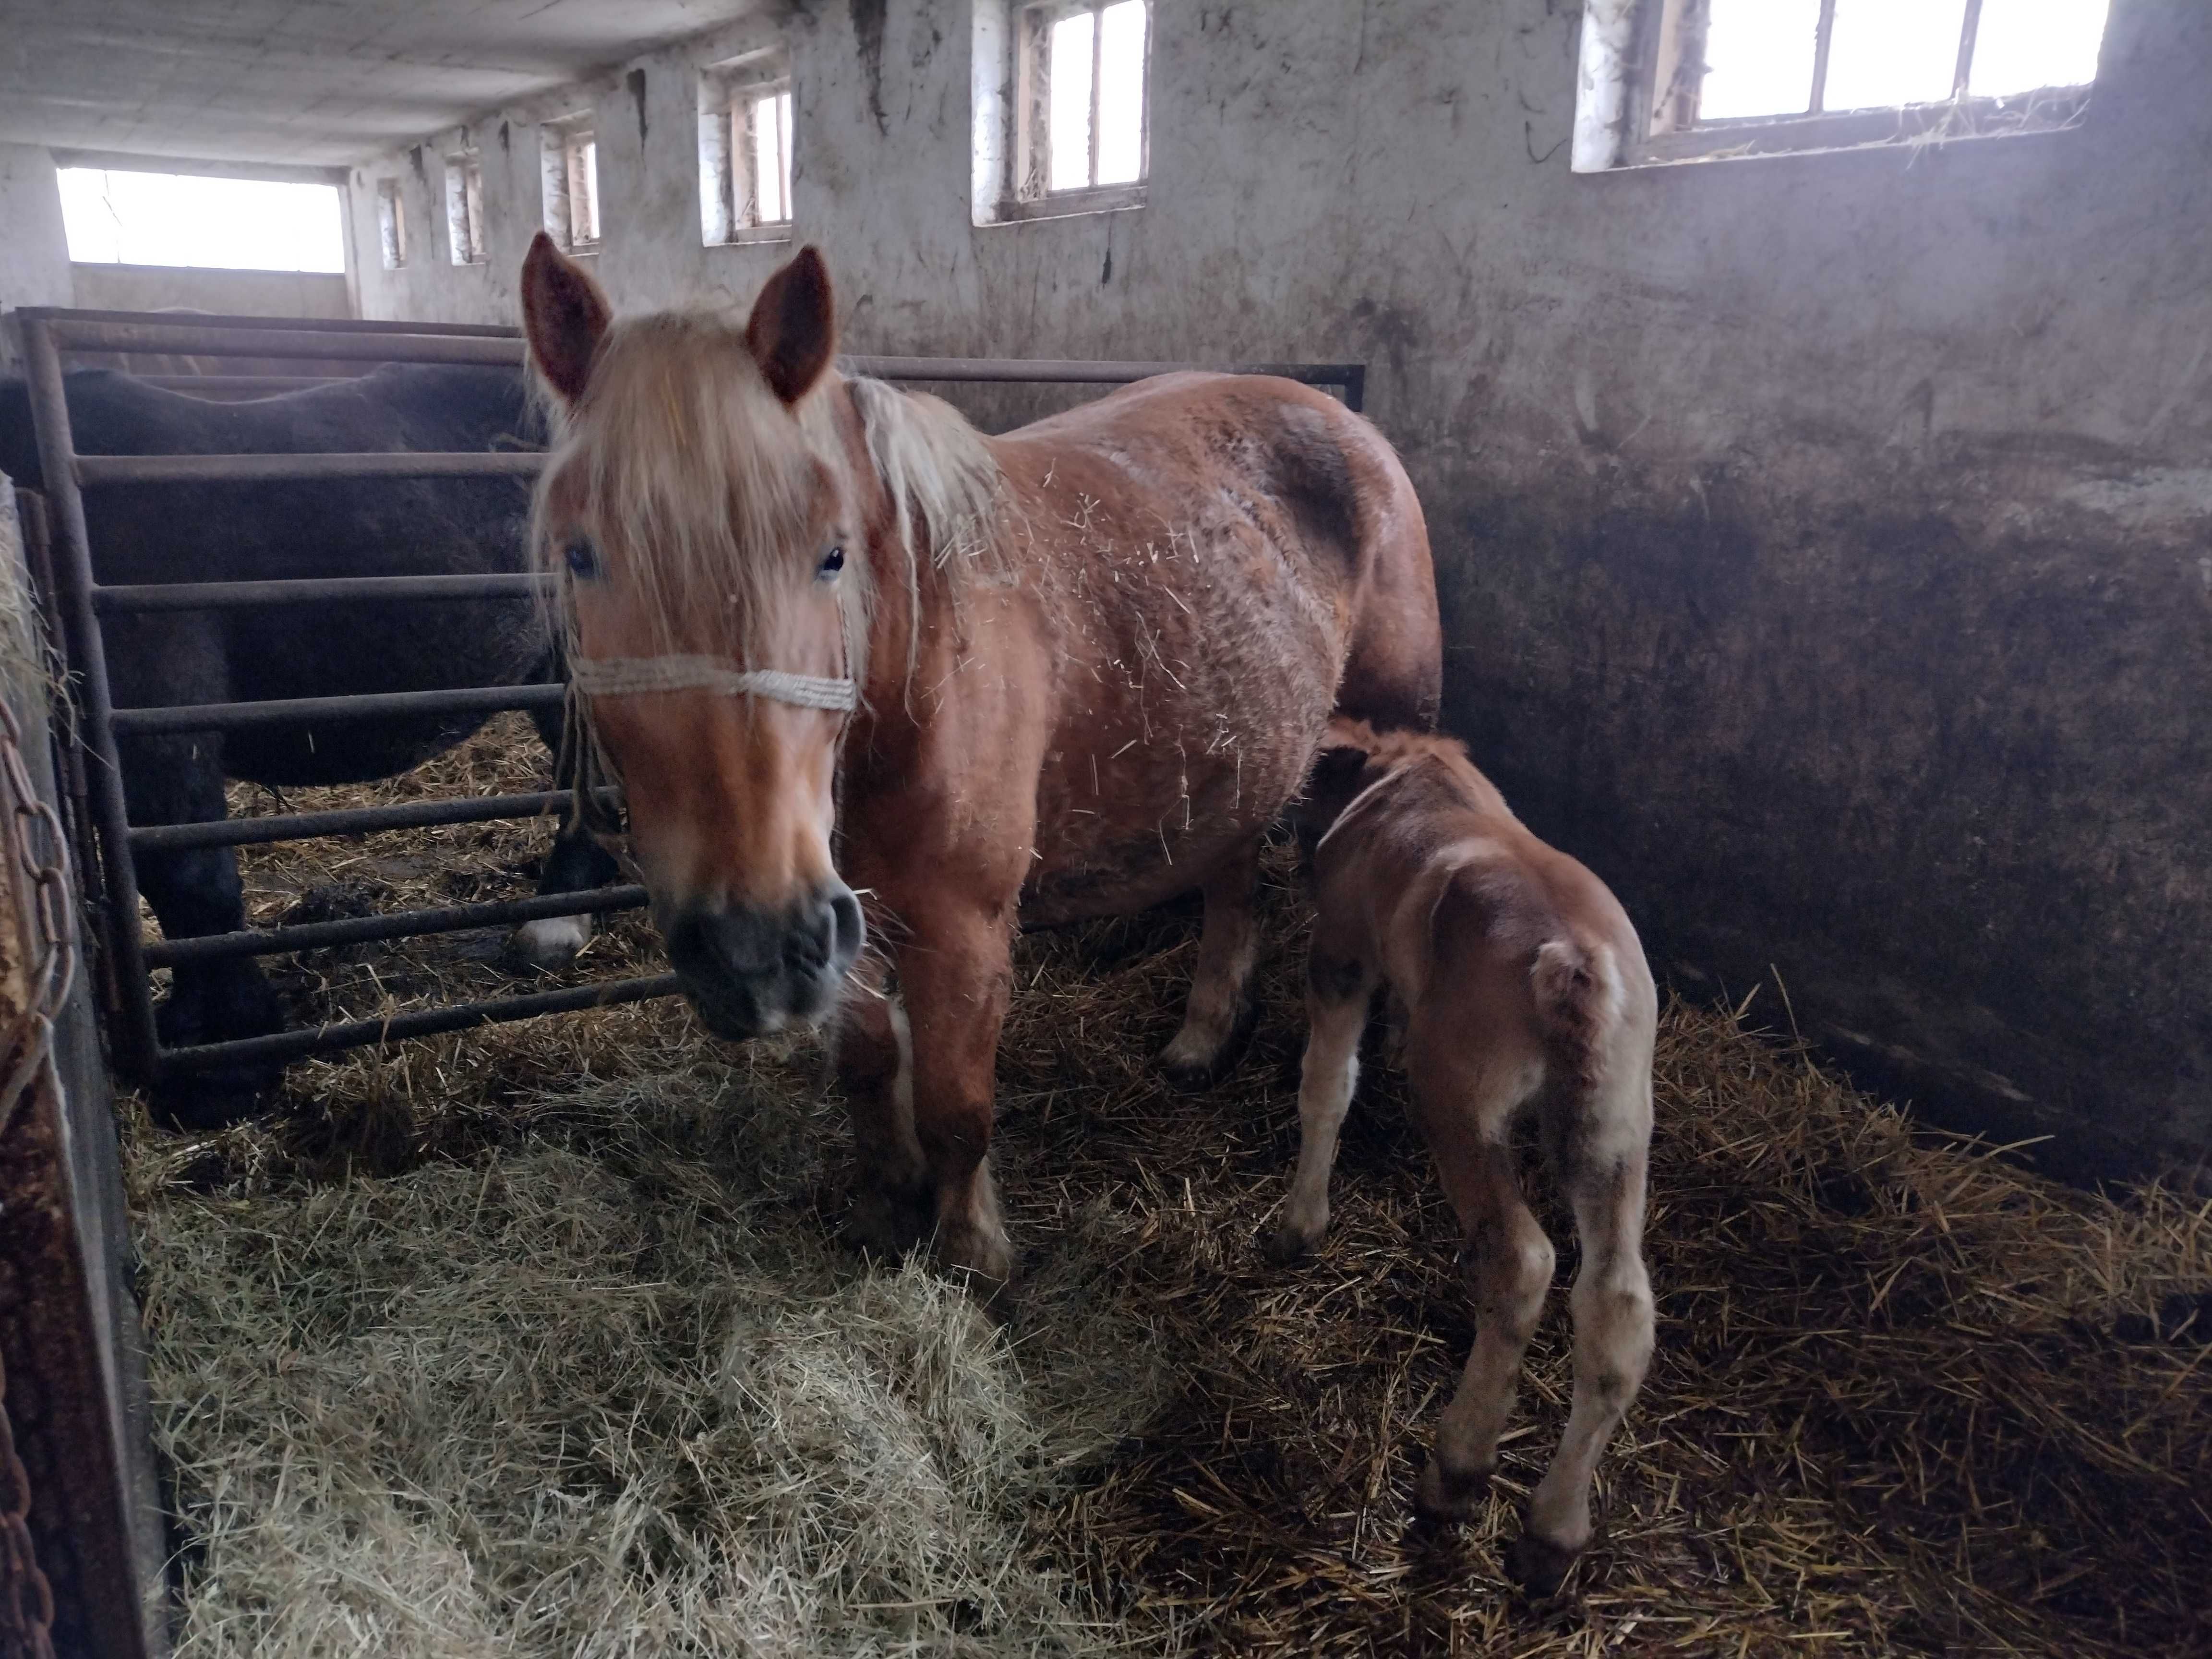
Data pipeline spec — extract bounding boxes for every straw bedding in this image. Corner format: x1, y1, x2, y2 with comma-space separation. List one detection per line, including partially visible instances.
124, 718, 2212, 1657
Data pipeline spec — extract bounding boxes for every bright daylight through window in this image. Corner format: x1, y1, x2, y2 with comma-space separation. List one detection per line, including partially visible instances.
1697, 0, 2111, 122
1022, 0, 1148, 199
58, 168, 346, 271
746, 85, 794, 224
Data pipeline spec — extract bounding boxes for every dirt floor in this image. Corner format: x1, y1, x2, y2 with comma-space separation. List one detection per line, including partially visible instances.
123, 718, 2212, 1657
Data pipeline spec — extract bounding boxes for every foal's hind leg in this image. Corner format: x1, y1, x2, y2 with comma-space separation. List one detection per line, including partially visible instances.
1510, 1081, 1655, 1595
1160, 836, 1262, 1089
1409, 1026, 1556, 1527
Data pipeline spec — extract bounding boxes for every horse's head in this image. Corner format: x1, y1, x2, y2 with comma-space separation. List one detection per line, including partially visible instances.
521, 233, 866, 1038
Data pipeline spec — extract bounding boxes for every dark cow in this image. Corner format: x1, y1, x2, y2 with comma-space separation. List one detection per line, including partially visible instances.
0, 365, 619, 1129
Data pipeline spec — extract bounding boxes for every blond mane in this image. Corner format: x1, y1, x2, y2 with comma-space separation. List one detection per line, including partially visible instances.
530, 311, 1005, 697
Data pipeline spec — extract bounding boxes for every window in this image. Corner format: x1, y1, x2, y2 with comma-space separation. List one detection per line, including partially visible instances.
700, 51, 794, 244
57, 167, 347, 272
376, 178, 408, 269
974, 0, 1150, 223
445, 151, 487, 264
541, 117, 601, 253
1575, 0, 2111, 170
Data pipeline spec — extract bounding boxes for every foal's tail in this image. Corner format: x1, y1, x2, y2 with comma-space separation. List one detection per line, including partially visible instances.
1530, 936, 1623, 1094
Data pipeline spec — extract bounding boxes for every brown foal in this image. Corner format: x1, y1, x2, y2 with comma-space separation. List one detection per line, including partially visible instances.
1272, 719, 1657, 1595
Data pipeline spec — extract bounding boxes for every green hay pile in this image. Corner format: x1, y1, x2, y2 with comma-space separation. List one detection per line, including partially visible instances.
125, 721, 2212, 1657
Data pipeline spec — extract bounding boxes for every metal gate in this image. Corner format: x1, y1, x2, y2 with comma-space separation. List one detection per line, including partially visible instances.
13, 306, 1363, 1089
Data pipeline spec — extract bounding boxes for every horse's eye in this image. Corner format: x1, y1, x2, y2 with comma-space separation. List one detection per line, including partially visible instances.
564, 535, 601, 580
817, 544, 845, 581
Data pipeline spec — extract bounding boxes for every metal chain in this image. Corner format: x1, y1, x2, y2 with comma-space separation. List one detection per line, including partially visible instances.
0, 682, 72, 1659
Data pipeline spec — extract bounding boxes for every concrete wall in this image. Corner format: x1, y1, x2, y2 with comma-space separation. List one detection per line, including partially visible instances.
68, 264, 351, 319
0, 144, 72, 368
349, 0, 2212, 1186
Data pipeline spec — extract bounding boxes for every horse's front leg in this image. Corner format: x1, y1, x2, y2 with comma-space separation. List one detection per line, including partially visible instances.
121, 731, 287, 1129
1160, 833, 1262, 1088
894, 895, 1017, 1291
832, 948, 932, 1259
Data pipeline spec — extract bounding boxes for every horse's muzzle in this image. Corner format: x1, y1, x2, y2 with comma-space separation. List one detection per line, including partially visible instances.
663, 884, 866, 1039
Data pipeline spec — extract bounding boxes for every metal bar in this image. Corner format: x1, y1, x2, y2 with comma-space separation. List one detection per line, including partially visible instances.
19, 314, 164, 1081
128, 787, 618, 852
19, 305, 518, 338
841, 355, 1364, 389
47, 321, 528, 367
1954, 0, 1985, 98
1810, 0, 1838, 114
141, 375, 355, 395
112, 682, 566, 736
78, 451, 544, 486
156, 973, 684, 1072
95, 571, 553, 614
144, 883, 648, 967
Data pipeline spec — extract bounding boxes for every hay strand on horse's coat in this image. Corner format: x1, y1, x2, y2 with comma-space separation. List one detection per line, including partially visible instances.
125, 734, 2212, 1657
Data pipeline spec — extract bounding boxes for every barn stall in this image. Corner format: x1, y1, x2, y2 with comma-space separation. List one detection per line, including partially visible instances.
3, 0, 2211, 1655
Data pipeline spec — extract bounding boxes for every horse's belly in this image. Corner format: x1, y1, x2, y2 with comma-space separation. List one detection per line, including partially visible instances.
1020, 691, 1326, 926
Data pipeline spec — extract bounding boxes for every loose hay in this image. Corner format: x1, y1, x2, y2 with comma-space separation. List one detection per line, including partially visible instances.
127, 730, 2212, 1658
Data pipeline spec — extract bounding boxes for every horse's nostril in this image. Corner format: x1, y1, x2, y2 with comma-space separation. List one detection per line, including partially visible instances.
828, 889, 865, 962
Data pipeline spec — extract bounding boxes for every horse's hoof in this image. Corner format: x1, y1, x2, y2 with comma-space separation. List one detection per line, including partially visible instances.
1158, 997, 1258, 1092
507, 914, 592, 972
1502, 1532, 1580, 1598
1413, 1457, 1490, 1526
842, 1180, 933, 1262
937, 1220, 1015, 1300
1259, 1224, 1315, 1267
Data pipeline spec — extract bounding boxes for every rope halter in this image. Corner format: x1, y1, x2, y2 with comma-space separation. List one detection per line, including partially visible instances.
567, 654, 856, 712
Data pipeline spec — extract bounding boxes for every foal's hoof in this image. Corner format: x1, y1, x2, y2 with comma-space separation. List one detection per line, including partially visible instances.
1259, 1224, 1316, 1268
1503, 1532, 1581, 1599
1413, 1457, 1491, 1526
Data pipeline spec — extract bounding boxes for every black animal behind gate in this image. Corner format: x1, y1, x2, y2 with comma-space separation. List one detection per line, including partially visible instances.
2, 319, 629, 1129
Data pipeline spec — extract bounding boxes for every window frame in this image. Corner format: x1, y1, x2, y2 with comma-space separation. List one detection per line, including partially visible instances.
1594, 0, 2097, 170
540, 115, 601, 255
375, 178, 408, 270
998, 0, 1150, 222
444, 151, 487, 266
701, 51, 796, 246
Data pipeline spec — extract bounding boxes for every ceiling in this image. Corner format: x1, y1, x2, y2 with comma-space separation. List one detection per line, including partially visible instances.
0, 0, 765, 168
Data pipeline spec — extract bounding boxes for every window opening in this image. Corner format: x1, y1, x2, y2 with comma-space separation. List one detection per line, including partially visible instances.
541, 118, 601, 253
57, 167, 347, 272
445, 152, 487, 264
701, 52, 794, 243
376, 178, 407, 269
1581, 0, 2110, 168
1016, 0, 1149, 203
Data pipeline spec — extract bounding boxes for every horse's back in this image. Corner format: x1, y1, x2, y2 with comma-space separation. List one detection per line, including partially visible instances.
1003, 371, 1440, 731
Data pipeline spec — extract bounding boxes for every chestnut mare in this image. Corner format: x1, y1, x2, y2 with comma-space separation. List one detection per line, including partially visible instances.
521, 236, 1441, 1286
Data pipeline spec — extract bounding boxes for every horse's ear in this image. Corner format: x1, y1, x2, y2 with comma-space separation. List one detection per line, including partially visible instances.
745, 245, 838, 405
521, 230, 612, 407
